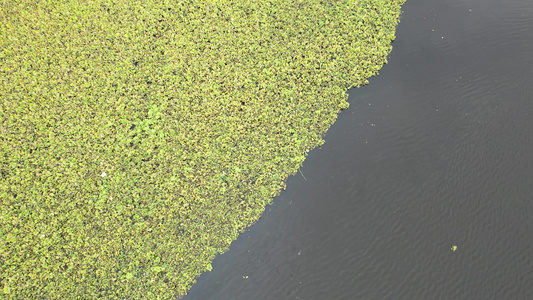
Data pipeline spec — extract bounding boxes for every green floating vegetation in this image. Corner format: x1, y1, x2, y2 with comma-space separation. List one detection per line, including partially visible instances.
0, 0, 404, 298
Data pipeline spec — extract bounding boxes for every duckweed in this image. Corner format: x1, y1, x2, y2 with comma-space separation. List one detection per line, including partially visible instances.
1, 0, 405, 298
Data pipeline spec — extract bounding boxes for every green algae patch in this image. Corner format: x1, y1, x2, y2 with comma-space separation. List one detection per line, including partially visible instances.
0, 0, 405, 298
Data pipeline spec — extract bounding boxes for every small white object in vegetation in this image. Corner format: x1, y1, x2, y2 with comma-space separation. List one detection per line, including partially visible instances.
101, 172, 107, 177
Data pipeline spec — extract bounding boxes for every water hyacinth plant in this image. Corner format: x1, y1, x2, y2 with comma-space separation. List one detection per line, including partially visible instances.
1, 0, 405, 298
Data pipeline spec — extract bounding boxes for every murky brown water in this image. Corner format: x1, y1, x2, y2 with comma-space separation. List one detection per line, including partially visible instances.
183, 0, 533, 298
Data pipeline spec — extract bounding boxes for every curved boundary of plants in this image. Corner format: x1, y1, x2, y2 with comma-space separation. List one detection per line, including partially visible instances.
1, 0, 405, 298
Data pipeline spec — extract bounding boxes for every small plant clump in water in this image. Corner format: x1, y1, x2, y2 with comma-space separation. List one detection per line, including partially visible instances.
0, 0, 405, 298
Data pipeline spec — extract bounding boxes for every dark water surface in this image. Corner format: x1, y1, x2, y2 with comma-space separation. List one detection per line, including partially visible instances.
183, 0, 533, 298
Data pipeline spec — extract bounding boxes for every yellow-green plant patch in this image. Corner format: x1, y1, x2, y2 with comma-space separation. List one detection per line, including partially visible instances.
1, 0, 405, 298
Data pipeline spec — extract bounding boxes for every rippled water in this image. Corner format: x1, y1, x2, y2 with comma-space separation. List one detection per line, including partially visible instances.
183, 0, 533, 298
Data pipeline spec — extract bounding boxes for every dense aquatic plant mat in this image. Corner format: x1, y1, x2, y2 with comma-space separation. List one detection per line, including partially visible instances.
0, 0, 404, 298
